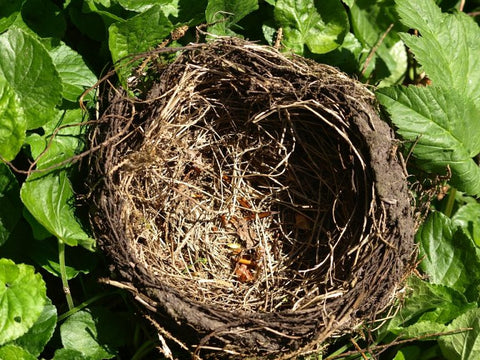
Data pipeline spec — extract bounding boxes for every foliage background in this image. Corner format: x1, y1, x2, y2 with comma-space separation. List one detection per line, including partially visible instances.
1, 0, 480, 359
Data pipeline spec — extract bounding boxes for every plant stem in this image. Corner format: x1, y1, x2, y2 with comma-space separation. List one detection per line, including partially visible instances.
58, 240, 74, 310
444, 187, 457, 218
57, 290, 121, 322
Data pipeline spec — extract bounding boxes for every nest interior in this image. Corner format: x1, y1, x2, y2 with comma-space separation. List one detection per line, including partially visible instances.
87, 38, 415, 358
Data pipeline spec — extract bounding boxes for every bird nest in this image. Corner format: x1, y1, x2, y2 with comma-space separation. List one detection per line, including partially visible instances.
86, 37, 415, 359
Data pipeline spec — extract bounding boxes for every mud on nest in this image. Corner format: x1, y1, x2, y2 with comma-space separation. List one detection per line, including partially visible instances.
86, 37, 415, 359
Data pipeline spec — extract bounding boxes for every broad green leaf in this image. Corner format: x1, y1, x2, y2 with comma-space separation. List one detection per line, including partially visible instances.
21, 0, 66, 38
439, 308, 480, 360
206, 0, 259, 36
0, 259, 46, 345
117, 0, 185, 19
274, 0, 348, 54
376, 86, 480, 196
0, 163, 22, 247
13, 299, 57, 357
49, 42, 97, 102
417, 211, 480, 300
53, 348, 85, 360
0, 76, 25, 162
0, 28, 62, 129
453, 202, 480, 247
20, 171, 95, 250
117, 0, 156, 12
0, 0, 22, 33
60, 308, 128, 359
382, 277, 476, 337
109, 5, 173, 85
396, 0, 480, 103
26, 109, 86, 170
0, 344, 36, 360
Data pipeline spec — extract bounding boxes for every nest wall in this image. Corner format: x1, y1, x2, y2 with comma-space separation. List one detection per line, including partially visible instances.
87, 38, 415, 359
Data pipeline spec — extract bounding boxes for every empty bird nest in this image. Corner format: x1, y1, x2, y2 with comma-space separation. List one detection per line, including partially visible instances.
85, 37, 415, 359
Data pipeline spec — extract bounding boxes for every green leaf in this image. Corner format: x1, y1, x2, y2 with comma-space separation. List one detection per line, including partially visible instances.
453, 202, 480, 247
383, 277, 476, 337
117, 0, 156, 12
273, 0, 348, 54
0, 164, 22, 247
25, 108, 86, 170
0, 76, 26, 162
21, 0, 66, 38
417, 211, 480, 300
108, 5, 173, 85
0, 258, 46, 345
0, 0, 22, 33
0, 344, 36, 360
117, 0, 183, 19
206, 0, 259, 36
53, 348, 86, 360
0, 28, 62, 129
49, 42, 97, 102
20, 171, 95, 251
60, 308, 127, 359
350, 0, 407, 83
395, 0, 480, 103
376, 86, 480, 196
13, 299, 57, 357
439, 308, 480, 360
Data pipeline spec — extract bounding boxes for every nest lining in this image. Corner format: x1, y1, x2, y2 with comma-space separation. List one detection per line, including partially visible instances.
88, 37, 415, 358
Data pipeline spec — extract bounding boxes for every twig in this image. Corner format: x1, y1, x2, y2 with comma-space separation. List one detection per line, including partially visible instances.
361, 23, 394, 77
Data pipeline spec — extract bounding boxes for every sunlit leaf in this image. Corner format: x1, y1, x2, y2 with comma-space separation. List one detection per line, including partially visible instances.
396, 0, 480, 103
439, 308, 480, 360
20, 171, 95, 250
377, 86, 480, 196
381, 277, 476, 337
453, 202, 480, 247
206, 0, 259, 36
0, 259, 46, 345
417, 211, 480, 300
25, 108, 86, 170
274, 0, 348, 54
109, 5, 173, 85
60, 308, 128, 360
13, 299, 57, 357
0, 344, 36, 359
0, 28, 62, 129
49, 42, 97, 102
0, 76, 25, 162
